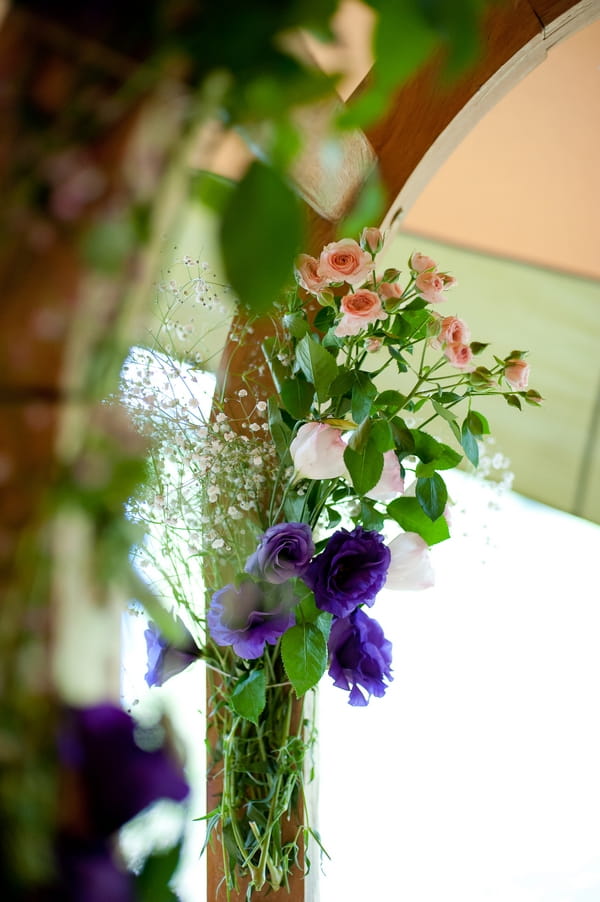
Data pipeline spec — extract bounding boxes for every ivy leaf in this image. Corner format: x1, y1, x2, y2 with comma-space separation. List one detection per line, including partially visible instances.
230, 669, 266, 725
387, 496, 450, 545
344, 443, 383, 495
280, 376, 314, 419
282, 623, 327, 697
460, 419, 479, 467
295, 335, 338, 403
221, 162, 302, 314
416, 473, 448, 521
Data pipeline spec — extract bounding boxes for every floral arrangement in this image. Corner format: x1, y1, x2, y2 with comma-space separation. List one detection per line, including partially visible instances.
122, 229, 540, 897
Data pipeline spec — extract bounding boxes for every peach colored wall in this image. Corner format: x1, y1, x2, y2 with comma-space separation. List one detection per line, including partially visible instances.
402, 18, 600, 280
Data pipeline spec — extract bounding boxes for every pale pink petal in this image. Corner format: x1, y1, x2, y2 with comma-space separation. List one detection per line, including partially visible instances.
385, 532, 435, 591
290, 422, 348, 481
367, 451, 404, 503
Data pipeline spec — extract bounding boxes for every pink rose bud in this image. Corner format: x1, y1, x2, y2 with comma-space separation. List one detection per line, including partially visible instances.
504, 359, 530, 390
415, 271, 446, 304
365, 337, 382, 352
360, 226, 384, 254
444, 342, 474, 371
295, 253, 329, 294
290, 422, 348, 481
379, 281, 404, 301
385, 532, 435, 591
366, 451, 405, 503
410, 252, 437, 273
439, 315, 471, 345
318, 239, 375, 286
439, 272, 457, 288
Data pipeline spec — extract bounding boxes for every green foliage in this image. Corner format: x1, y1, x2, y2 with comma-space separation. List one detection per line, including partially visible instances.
282, 623, 328, 697
220, 162, 303, 312
231, 668, 267, 725
387, 496, 450, 545
135, 842, 182, 902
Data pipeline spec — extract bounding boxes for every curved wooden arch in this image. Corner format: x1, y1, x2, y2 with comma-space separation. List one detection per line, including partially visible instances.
305, 0, 600, 252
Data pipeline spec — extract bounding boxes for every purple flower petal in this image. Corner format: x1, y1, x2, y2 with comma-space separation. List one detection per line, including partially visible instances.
245, 522, 315, 583
304, 526, 391, 618
60, 704, 189, 837
144, 620, 199, 688
54, 838, 134, 902
328, 608, 393, 706
207, 580, 295, 659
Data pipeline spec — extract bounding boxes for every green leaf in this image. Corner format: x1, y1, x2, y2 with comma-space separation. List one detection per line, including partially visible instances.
344, 443, 383, 495
387, 496, 450, 545
411, 429, 462, 470
360, 499, 386, 532
374, 389, 406, 414
416, 473, 448, 521
295, 335, 338, 403
281, 377, 315, 420
262, 337, 289, 393
460, 420, 479, 468
267, 398, 292, 461
506, 394, 522, 410
282, 623, 327, 697
391, 417, 415, 454
370, 418, 394, 452
431, 399, 458, 425
466, 410, 490, 436
221, 162, 302, 313
189, 170, 235, 213
230, 669, 266, 725
135, 842, 181, 902
284, 312, 310, 339
351, 372, 377, 424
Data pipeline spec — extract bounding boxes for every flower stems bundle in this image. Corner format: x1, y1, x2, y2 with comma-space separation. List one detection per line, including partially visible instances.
131, 230, 541, 897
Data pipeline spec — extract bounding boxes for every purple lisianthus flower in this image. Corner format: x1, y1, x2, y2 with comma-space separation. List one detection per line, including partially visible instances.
304, 526, 391, 618
59, 704, 189, 838
144, 619, 199, 688
54, 837, 134, 902
245, 522, 315, 583
207, 580, 295, 659
328, 608, 393, 706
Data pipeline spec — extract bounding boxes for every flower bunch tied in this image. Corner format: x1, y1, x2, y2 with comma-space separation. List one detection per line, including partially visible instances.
205, 227, 541, 715
138, 229, 541, 896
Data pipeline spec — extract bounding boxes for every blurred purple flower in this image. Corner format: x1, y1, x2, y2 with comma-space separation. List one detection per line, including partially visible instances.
304, 526, 391, 618
328, 608, 393, 706
207, 580, 295, 659
144, 619, 199, 687
59, 704, 189, 838
245, 522, 315, 583
54, 837, 134, 902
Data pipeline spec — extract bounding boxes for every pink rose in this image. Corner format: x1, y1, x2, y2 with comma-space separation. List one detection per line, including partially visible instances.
335, 289, 383, 337
290, 422, 348, 481
415, 271, 446, 304
410, 252, 437, 273
365, 337, 382, 352
444, 342, 474, 371
318, 239, 375, 286
385, 532, 435, 590
504, 359, 530, 390
295, 253, 329, 294
439, 272, 457, 288
360, 226, 384, 254
366, 451, 404, 503
379, 281, 404, 301
439, 315, 470, 345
